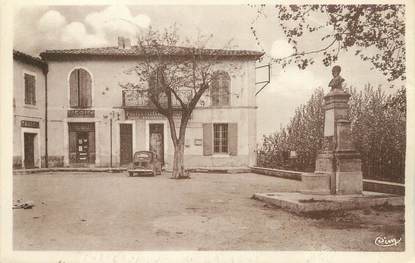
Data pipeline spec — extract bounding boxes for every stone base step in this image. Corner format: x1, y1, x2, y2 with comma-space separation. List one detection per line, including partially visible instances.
253, 191, 404, 214
13, 167, 126, 175
13, 166, 251, 175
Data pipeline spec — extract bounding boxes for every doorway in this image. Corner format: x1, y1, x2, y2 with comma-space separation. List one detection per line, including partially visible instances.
68, 122, 95, 165
76, 132, 89, 163
120, 123, 133, 165
24, 133, 36, 168
149, 123, 164, 165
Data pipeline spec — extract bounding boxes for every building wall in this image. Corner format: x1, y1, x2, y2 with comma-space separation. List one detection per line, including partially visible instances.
13, 60, 46, 168
46, 56, 257, 168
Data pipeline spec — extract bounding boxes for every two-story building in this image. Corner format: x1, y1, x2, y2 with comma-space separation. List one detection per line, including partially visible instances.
32, 40, 262, 169
13, 50, 48, 169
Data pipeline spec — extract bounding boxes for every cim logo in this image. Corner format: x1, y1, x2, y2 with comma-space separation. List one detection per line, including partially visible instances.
374, 236, 402, 247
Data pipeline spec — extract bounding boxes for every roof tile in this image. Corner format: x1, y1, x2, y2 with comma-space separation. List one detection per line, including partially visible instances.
40, 45, 264, 60
13, 50, 48, 70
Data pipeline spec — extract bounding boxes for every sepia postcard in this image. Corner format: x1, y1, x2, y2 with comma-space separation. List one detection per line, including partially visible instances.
1, 0, 414, 262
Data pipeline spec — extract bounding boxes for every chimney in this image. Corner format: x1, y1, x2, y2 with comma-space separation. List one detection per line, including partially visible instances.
117, 36, 132, 49
124, 38, 131, 49
118, 36, 124, 49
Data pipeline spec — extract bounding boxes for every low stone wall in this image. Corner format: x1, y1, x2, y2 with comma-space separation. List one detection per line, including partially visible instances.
363, 179, 405, 196
181, 154, 251, 169
251, 167, 405, 196
185, 167, 251, 174
249, 166, 302, 180
13, 167, 126, 175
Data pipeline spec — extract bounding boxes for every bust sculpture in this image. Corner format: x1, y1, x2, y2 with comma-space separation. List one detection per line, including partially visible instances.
328, 65, 345, 91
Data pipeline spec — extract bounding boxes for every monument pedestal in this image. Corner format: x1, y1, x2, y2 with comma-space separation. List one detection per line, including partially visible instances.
301, 88, 363, 195
301, 173, 331, 195
334, 151, 363, 194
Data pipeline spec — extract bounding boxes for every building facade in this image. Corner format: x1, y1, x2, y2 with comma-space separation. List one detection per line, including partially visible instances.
13, 50, 48, 169
14, 42, 262, 169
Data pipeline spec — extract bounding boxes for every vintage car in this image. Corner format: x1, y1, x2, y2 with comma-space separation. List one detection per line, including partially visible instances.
128, 151, 162, 177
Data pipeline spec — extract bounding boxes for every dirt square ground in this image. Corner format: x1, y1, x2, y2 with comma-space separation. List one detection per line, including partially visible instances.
13, 172, 404, 251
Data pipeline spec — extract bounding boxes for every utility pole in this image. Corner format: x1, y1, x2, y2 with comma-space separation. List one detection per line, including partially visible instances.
109, 110, 120, 168
110, 118, 113, 168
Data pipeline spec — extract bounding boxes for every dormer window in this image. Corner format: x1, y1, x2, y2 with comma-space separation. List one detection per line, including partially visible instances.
69, 68, 92, 108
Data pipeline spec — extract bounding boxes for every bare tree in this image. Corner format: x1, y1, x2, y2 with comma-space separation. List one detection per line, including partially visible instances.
250, 5, 405, 82
120, 25, 238, 179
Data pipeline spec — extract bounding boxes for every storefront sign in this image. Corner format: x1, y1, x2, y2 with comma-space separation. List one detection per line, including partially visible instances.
21, 120, 39, 128
68, 122, 95, 132
67, 109, 95, 118
125, 110, 184, 120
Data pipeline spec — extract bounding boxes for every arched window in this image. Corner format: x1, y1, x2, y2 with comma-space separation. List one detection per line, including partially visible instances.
211, 71, 230, 106
69, 68, 92, 108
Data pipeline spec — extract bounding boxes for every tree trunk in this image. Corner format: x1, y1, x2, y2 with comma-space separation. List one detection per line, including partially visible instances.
172, 138, 186, 178
171, 112, 191, 179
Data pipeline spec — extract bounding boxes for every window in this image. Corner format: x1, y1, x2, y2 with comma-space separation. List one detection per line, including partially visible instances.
173, 89, 193, 106
69, 68, 92, 108
203, 123, 237, 156
148, 69, 193, 107
213, 123, 228, 153
211, 71, 230, 106
24, 73, 36, 105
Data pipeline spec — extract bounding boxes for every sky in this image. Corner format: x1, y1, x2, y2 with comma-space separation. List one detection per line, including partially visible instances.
13, 5, 402, 140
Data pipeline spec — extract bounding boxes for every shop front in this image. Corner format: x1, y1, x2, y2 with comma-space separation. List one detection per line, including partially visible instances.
68, 122, 95, 165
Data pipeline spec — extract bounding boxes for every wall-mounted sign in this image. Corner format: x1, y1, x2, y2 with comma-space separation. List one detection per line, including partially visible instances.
21, 120, 39, 128
324, 109, 335, 137
67, 109, 95, 118
125, 110, 183, 120
68, 122, 95, 132
194, 139, 202, 146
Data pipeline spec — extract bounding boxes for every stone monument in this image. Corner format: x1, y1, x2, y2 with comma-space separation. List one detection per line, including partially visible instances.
253, 65, 403, 213
301, 65, 363, 195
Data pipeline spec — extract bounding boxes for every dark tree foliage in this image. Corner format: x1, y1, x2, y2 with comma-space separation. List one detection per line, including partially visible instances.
251, 5, 405, 81
258, 88, 325, 172
385, 86, 406, 114
257, 85, 406, 183
349, 85, 406, 183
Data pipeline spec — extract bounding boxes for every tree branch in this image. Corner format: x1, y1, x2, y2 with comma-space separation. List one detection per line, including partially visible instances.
170, 88, 187, 110
273, 37, 338, 62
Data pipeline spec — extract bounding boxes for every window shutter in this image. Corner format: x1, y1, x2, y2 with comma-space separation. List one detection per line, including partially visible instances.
24, 74, 36, 105
228, 123, 238, 156
28, 75, 36, 105
203, 123, 213, 156
69, 70, 79, 107
223, 75, 230, 106
79, 69, 92, 107
210, 84, 218, 106
88, 131, 95, 163
24, 74, 30, 104
32, 76, 36, 104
